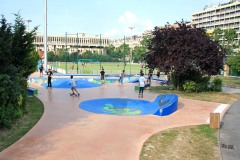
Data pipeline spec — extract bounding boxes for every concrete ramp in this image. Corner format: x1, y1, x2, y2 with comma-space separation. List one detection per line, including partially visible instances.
153, 94, 178, 116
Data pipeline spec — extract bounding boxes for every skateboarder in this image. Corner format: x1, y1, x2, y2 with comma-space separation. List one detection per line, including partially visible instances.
69, 75, 80, 97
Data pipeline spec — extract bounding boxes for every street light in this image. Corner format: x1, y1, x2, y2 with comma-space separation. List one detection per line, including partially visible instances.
44, 0, 48, 72
65, 32, 80, 74
123, 36, 126, 71
25, 19, 32, 32
129, 27, 135, 75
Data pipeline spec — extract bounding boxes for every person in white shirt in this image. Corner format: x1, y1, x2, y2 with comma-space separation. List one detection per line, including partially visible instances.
69, 75, 80, 96
138, 73, 146, 98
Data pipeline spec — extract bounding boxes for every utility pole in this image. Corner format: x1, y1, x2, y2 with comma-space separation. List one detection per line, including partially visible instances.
65, 32, 67, 74
44, 0, 48, 71
124, 36, 126, 71
77, 33, 79, 74
129, 27, 135, 75
25, 19, 32, 32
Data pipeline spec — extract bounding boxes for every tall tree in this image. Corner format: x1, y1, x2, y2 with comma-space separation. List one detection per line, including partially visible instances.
145, 21, 226, 90
11, 14, 39, 78
133, 34, 153, 62
227, 51, 240, 73
211, 28, 223, 42
0, 14, 39, 128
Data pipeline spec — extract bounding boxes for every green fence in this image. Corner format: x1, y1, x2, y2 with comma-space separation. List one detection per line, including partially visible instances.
48, 61, 154, 75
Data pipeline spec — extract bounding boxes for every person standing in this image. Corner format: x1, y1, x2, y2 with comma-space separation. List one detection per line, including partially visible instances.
47, 69, 53, 88
119, 70, 125, 84
140, 69, 143, 75
39, 64, 43, 77
69, 75, 80, 96
139, 73, 146, 98
156, 70, 160, 79
100, 69, 105, 84
147, 69, 153, 83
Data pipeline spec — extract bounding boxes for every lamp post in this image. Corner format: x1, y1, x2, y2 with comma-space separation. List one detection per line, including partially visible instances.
129, 27, 135, 75
123, 36, 126, 71
76, 33, 79, 74
99, 34, 102, 69
65, 32, 80, 74
25, 19, 32, 32
44, 0, 48, 71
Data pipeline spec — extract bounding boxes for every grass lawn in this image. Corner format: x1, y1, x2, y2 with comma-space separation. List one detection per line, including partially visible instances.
212, 76, 240, 86
139, 85, 240, 160
49, 62, 150, 75
0, 95, 44, 151
140, 125, 219, 160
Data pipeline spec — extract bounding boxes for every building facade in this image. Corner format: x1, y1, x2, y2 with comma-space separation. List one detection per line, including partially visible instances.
34, 33, 110, 55
192, 0, 240, 39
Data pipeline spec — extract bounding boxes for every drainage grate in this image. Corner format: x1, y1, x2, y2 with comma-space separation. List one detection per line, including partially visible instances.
221, 144, 234, 149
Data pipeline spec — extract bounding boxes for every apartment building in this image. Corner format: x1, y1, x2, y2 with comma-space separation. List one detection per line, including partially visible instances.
192, 0, 240, 38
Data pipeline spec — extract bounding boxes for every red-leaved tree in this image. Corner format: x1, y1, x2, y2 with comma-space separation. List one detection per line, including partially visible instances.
145, 21, 226, 90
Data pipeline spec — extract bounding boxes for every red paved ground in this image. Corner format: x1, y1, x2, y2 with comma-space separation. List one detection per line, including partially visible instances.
0, 74, 220, 160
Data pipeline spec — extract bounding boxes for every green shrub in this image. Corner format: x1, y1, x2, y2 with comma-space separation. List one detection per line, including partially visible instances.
0, 75, 27, 128
195, 77, 211, 92
211, 77, 222, 92
183, 81, 197, 92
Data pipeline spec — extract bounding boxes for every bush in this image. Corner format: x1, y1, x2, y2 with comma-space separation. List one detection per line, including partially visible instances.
211, 77, 222, 92
0, 74, 27, 128
195, 77, 211, 92
183, 81, 197, 92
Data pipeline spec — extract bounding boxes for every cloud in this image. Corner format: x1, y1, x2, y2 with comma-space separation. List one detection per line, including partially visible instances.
117, 11, 138, 26
142, 20, 154, 31
104, 28, 120, 38
116, 11, 154, 36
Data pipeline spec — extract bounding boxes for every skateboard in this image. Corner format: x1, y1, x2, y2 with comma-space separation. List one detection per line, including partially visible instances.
70, 93, 80, 97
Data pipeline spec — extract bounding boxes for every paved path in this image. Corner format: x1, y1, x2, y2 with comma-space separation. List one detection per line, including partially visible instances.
220, 87, 240, 160
0, 78, 220, 160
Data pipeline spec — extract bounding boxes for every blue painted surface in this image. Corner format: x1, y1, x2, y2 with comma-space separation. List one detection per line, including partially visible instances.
28, 76, 141, 88
79, 98, 159, 116
153, 94, 178, 116
79, 94, 178, 116
40, 78, 101, 88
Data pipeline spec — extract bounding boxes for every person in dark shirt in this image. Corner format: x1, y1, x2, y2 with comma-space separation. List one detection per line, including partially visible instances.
39, 64, 43, 77
156, 70, 160, 79
47, 69, 53, 88
100, 69, 105, 84
147, 69, 153, 83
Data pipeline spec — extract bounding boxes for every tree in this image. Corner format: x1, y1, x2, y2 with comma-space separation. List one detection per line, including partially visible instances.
47, 51, 55, 61
133, 34, 153, 62
0, 14, 39, 128
210, 28, 223, 42
11, 15, 39, 78
145, 21, 226, 90
227, 51, 240, 73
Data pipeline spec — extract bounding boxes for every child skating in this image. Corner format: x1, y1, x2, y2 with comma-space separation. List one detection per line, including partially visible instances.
69, 75, 80, 97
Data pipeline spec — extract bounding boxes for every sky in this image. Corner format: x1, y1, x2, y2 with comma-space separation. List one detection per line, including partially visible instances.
0, 0, 230, 39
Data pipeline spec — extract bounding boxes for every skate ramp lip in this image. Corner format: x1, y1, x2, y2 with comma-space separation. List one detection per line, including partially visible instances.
79, 94, 178, 116
41, 78, 101, 88
28, 78, 101, 89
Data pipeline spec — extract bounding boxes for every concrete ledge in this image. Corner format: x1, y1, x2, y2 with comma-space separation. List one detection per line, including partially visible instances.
207, 104, 230, 128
